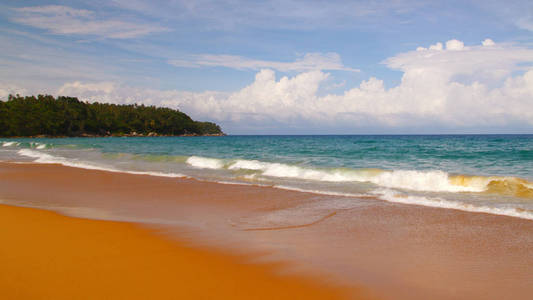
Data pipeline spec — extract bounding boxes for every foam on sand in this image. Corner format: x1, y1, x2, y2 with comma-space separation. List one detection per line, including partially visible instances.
372, 188, 533, 220
17, 149, 186, 178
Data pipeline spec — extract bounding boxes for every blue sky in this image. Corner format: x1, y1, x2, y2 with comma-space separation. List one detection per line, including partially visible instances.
1, 0, 533, 134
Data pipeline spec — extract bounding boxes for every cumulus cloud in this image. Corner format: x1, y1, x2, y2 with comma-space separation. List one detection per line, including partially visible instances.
386, 39, 533, 84
10, 5, 168, 39
56, 39, 533, 133
445, 39, 465, 51
429, 42, 444, 51
168, 53, 359, 72
57, 80, 228, 112
482, 38, 495, 46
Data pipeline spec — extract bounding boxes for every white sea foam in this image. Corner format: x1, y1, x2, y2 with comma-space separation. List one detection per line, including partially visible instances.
194, 156, 533, 199
370, 170, 489, 193
214, 180, 272, 188
17, 149, 186, 178
35, 143, 47, 149
227, 158, 489, 193
125, 170, 186, 178
228, 159, 265, 170
372, 188, 533, 220
186, 156, 225, 169
11, 150, 533, 221
18, 149, 122, 171
2, 141, 20, 147
274, 185, 372, 198
229, 159, 372, 182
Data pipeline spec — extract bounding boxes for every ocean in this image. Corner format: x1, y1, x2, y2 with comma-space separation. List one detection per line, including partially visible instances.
2, 135, 533, 220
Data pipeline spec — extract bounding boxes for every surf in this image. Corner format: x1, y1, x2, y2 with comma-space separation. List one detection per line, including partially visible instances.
185, 156, 533, 198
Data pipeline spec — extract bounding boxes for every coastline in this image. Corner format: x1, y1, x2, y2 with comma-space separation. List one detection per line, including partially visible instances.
0, 132, 226, 138
1, 162, 533, 299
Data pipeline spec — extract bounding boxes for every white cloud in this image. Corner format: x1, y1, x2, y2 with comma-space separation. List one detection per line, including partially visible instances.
168, 53, 359, 72
10, 5, 168, 39
430, 42, 443, 51
58, 81, 115, 95
0, 84, 27, 100
386, 39, 533, 83
482, 38, 495, 46
416, 42, 443, 52
55, 39, 533, 133
445, 39, 465, 51
56, 80, 227, 110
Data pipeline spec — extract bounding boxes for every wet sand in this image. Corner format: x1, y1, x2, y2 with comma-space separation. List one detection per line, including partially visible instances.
1, 162, 533, 299
0, 204, 358, 300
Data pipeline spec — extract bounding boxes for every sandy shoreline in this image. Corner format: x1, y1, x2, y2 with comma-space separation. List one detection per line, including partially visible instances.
0, 204, 357, 299
1, 162, 533, 299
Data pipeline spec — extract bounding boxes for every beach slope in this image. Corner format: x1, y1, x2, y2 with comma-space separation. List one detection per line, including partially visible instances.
0, 204, 355, 300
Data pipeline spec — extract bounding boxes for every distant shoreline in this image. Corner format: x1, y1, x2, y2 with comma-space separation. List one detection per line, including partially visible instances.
0, 132, 226, 138
1, 95, 224, 137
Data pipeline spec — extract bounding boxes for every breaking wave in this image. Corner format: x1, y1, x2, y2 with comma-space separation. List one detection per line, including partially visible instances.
2, 141, 49, 149
187, 156, 225, 169
186, 156, 533, 198
9, 148, 533, 220
2, 141, 20, 147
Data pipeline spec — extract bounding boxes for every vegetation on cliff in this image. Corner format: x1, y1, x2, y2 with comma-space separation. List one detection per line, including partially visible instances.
0, 95, 223, 137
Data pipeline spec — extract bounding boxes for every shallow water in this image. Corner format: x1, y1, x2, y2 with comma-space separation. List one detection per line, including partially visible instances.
2, 162, 533, 300
2, 135, 533, 220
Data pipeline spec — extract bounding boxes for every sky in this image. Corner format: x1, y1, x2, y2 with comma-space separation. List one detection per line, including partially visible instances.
1, 0, 533, 134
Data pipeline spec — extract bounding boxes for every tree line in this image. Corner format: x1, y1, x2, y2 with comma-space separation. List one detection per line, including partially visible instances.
0, 94, 223, 137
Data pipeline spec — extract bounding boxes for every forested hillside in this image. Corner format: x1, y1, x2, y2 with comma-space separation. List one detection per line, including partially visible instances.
0, 95, 223, 137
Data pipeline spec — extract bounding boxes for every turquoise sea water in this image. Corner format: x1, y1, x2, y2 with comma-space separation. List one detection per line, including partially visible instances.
2, 135, 533, 220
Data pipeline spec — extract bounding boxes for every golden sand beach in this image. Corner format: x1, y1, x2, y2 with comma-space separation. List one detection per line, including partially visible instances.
0, 203, 360, 299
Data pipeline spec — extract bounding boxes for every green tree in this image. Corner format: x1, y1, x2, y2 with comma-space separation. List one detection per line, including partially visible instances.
0, 95, 224, 137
